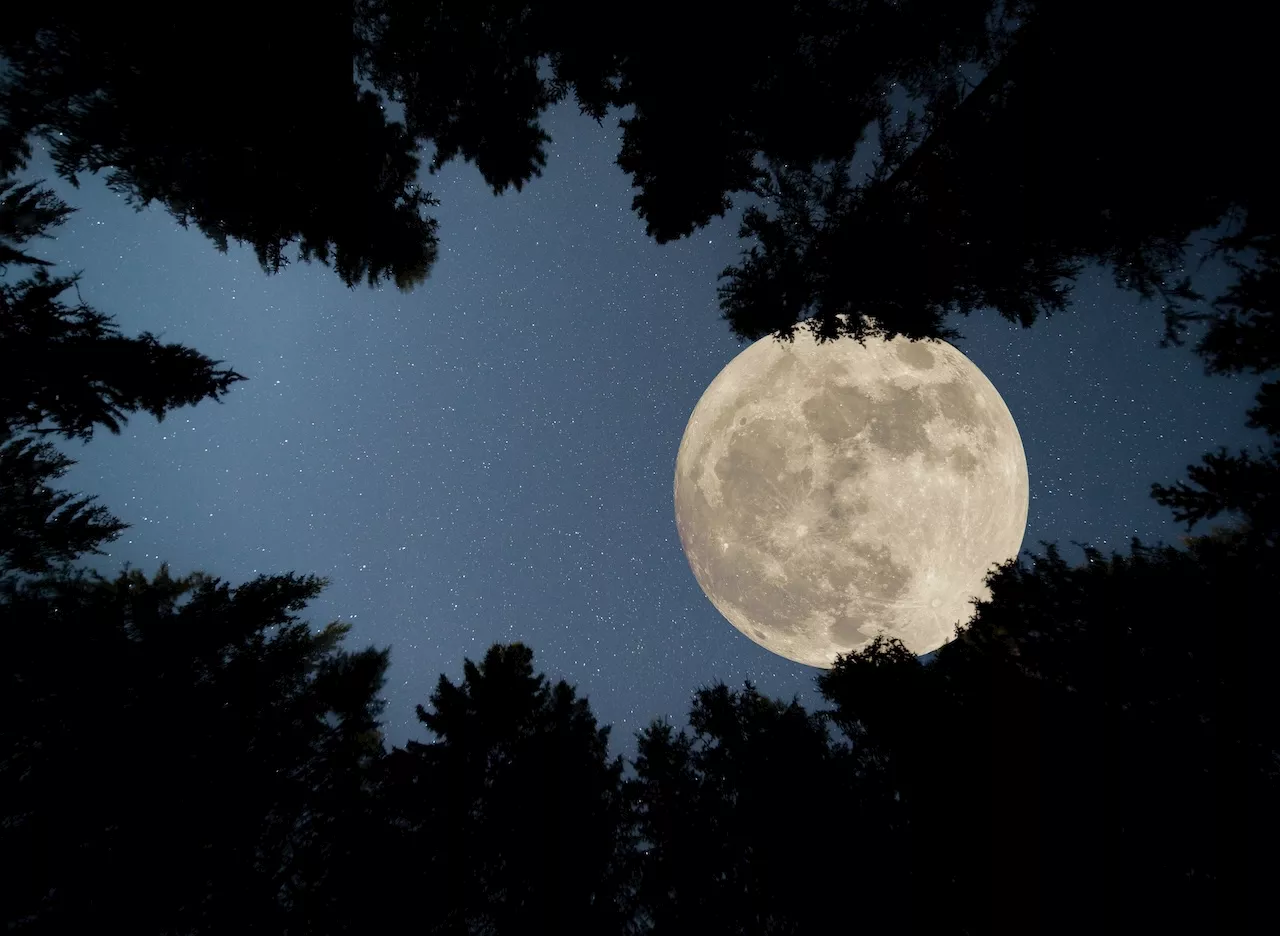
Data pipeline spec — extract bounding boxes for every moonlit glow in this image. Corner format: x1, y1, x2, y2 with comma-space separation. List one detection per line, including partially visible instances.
674, 329, 1029, 667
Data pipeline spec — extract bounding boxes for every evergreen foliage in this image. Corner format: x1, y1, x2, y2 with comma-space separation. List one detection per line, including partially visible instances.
3, 3, 1277, 931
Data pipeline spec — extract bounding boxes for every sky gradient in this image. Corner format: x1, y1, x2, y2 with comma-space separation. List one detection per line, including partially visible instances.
20, 101, 1264, 747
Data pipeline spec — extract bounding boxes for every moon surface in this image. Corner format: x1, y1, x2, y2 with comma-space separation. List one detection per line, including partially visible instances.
674, 329, 1029, 667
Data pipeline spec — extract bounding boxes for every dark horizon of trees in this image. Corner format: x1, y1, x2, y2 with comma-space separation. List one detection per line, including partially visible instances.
3, 364, 1277, 934
4, 1, 1279, 932
5, 529, 1275, 933
1, 3, 1271, 352
4, 184, 1277, 927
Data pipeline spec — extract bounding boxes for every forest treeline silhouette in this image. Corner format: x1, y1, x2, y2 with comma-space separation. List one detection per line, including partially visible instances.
3, 1, 1272, 345
3, 1, 1278, 932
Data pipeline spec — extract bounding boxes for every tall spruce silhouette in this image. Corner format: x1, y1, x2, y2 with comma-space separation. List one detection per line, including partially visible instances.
1, 567, 390, 934
381, 643, 634, 935
630, 682, 906, 934
818, 347, 1280, 934
0, 177, 242, 576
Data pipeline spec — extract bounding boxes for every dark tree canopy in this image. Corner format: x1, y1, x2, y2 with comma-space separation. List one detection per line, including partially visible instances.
0, 268, 245, 441
0, 178, 243, 575
4, 0, 1271, 354
4, 4, 1279, 932
381, 642, 634, 935
0, 177, 74, 270
818, 525, 1279, 932
0, 435, 126, 575
630, 682, 905, 934
0, 181, 244, 442
358, 0, 1278, 361
353, 0, 571, 195
0, 1, 1013, 293
712, 1, 1274, 346
0, 5, 438, 290
602, 0, 1009, 246
1150, 224, 1280, 548
1, 566, 389, 934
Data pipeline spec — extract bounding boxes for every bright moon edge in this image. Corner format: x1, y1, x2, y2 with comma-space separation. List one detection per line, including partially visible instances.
673, 330, 1029, 668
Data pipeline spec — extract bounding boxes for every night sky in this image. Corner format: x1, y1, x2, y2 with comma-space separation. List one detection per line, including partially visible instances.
20, 101, 1264, 748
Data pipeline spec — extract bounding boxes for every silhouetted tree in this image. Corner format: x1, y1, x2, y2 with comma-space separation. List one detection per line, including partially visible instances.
815, 237, 1280, 926
0, 177, 243, 575
631, 682, 904, 935
7, 1, 1271, 349
352, 0, 1016, 251
0, 2, 1014, 295
352, 0, 576, 195
1, 177, 243, 442
0, 435, 125, 574
1, 6, 438, 289
0, 566, 390, 934
711, 1, 1273, 345
1152, 231, 1280, 547
819, 529, 1278, 933
0, 177, 74, 270
0, 268, 244, 441
600, 0, 1010, 247
383, 643, 633, 935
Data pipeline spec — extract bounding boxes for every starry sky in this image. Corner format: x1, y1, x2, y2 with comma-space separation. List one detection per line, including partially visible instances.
18, 101, 1264, 749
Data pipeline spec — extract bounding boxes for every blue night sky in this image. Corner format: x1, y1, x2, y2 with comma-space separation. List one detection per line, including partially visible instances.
19, 101, 1264, 748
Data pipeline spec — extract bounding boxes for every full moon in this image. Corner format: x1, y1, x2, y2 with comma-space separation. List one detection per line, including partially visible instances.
674, 329, 1028, 667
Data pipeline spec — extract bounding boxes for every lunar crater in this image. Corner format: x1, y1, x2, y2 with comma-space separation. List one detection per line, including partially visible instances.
675, 331, 1028, 666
